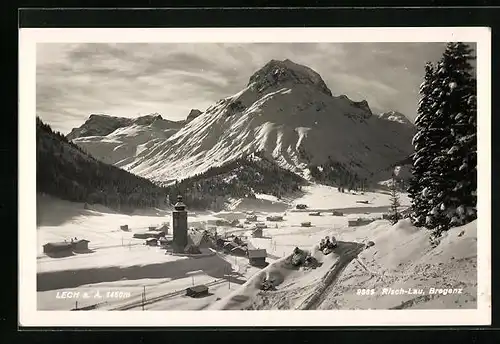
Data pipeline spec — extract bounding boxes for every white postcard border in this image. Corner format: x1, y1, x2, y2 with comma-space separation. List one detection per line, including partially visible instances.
19, 27, 491, 327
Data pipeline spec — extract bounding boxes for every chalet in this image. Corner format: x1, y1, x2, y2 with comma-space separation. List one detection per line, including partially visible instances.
301, 221, 312, 227
158, 223, 169, 235
296, 204, 307, 210
43, 242, 72, 254
332, 211, 344, 216
215, 237, 227, 249
188, 230, 212, 249
120, 225, 129, 231
223, 241, 238, 253
246, 214, 258, 222
185, 285, 209, 298
255, 222, 267, 229
247, 249, 267, 267
159, 237, 170, 247
252, 228, 263, 238
232, 236, 244, 245
71, 239, 90, 252
223, 241, 247, 256
231, 246, 247, 257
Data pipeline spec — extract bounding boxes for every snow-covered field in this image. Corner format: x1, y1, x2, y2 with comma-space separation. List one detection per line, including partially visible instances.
36, 185, 476, 311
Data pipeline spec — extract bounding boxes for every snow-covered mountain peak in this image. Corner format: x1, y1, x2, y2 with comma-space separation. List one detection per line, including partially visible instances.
247, 59, 333, 97
378, 111, 413, 126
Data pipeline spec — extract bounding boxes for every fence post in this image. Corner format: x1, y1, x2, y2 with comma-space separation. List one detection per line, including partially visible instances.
75, 301, 78, 310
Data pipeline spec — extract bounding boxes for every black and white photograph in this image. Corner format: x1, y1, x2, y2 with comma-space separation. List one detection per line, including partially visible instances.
19, 27, 491, 326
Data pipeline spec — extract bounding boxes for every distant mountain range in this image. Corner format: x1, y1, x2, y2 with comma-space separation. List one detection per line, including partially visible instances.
66, 59, 415, 188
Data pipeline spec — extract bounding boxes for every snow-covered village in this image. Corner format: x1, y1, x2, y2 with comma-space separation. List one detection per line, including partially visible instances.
33, 41, 480, 313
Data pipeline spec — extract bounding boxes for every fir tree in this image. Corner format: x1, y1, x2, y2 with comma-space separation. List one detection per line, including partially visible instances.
409, 42, 477, 237
389, 172, 401, 225
409, 62, 439, 227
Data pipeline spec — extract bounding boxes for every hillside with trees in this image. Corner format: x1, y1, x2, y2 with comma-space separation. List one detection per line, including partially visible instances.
38, 118, 306, 211
162, 152, 307, 210
37, 117, 166, 211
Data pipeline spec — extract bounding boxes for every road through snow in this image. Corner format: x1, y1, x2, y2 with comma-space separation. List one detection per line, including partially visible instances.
297, 241, 366, 310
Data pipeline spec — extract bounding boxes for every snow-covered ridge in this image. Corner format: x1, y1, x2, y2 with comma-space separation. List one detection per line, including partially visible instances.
378, 111, 413, 126
69, 59, 416, 184
67, 113, 183, 140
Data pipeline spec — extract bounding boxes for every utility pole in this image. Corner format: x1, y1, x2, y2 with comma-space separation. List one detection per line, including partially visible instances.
142, 286, 146, 310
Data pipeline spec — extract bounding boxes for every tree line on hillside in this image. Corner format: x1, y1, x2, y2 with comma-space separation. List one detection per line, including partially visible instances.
163, 152, 306, 210
309, 157, 369, 193
408, 42, 477, 238
37, 119, 306, 212
37, 117, 166, 211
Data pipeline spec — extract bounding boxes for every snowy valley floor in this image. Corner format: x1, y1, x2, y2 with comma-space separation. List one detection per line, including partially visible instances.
36, 185, 477, 311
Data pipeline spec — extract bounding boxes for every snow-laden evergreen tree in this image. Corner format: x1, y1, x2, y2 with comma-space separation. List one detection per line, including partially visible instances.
437, 42, 477, 227
409, 42, 477, 237
388, 174, 401, 225
409, 62, 440, 227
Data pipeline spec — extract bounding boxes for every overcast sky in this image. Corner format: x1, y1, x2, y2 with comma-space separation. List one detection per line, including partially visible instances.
37, 42, 465, 134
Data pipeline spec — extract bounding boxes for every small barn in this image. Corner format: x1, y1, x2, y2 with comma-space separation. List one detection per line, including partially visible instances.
215, 219, 232, 227
301, 221, 312, 227
255, 222, 267, 229
158, 223, 169, 235
71, 239, 90, 252
247, 249, 267, 267
332, 211, 344, 216
186, 285, 209, 298
296, 204, 307, 209
309, 212, 321, 216
133, 231, 164, 239
348, 218, 375, 227
43, 242, 72, 254
120, 225, 129, 231
252, 228, 263, 238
